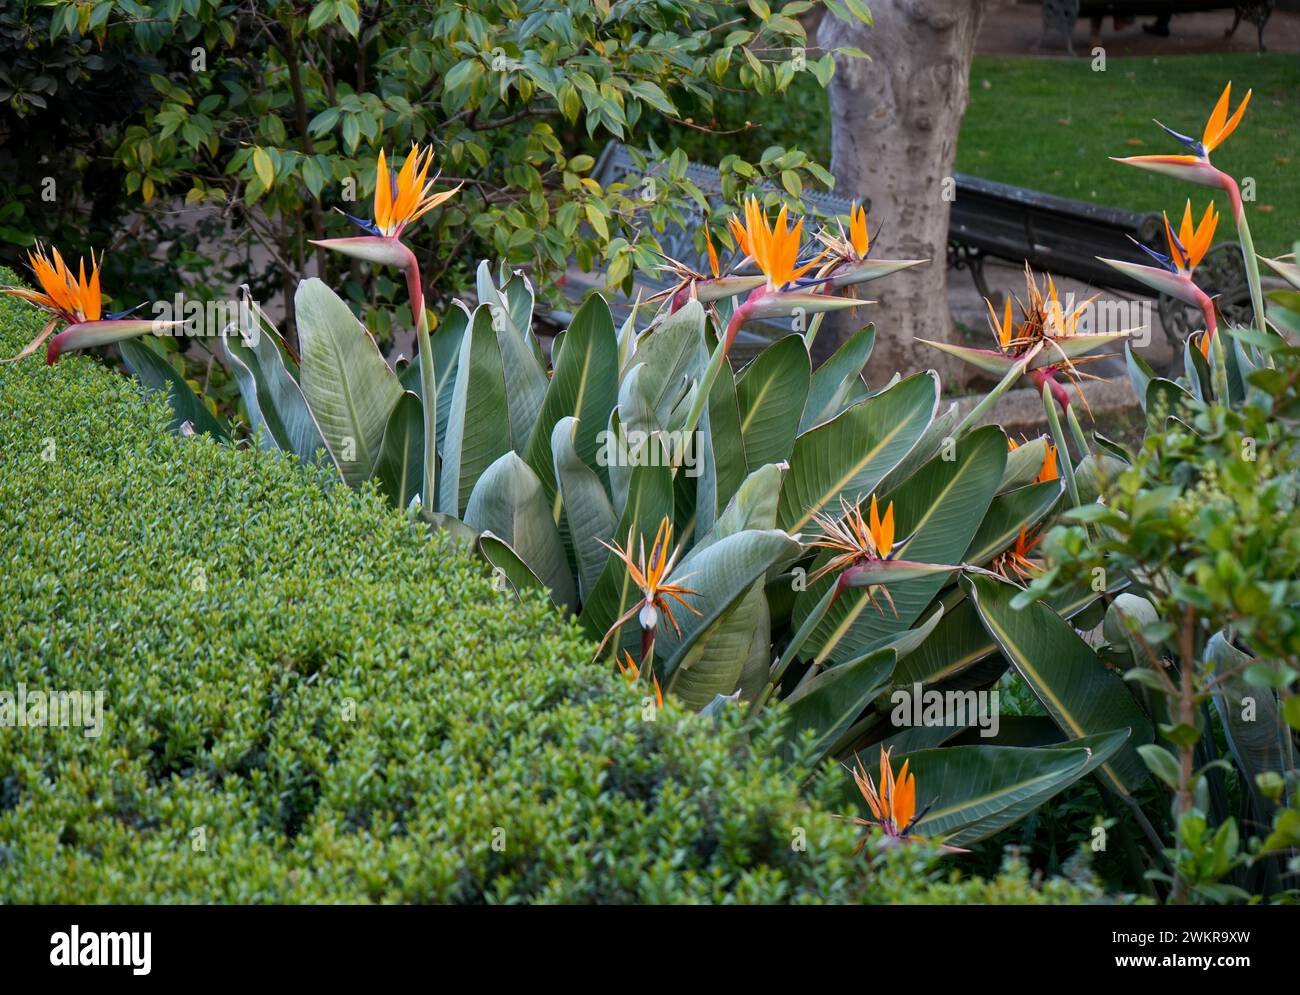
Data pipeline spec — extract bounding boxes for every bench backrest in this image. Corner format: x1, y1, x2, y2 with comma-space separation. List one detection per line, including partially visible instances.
950, 173, 1162, 294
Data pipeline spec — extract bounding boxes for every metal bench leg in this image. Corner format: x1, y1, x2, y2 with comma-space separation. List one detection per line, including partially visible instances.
947, 242, 992, 302
1230, 2, 1272, 51
1040, 0, 1079, 53
1256, 2, 1272, 52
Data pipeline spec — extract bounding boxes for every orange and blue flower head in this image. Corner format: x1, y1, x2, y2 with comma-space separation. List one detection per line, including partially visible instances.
1134, 200, 1219, 276
1154, 82, 1252, 161
341, 144, 457, 239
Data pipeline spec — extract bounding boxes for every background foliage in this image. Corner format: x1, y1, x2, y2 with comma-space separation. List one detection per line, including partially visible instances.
10, 0, 865, 338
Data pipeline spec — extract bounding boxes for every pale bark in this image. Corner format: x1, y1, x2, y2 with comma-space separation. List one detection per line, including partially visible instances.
816, 1, 986, 378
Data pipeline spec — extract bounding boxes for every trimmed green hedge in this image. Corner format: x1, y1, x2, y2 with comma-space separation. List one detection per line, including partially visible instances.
0, 272, 1105, 903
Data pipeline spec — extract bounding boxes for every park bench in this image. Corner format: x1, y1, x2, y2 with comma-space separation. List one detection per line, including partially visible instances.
572, 141, 1249, 352
1039, 1, 1274, 53
946, 172, 1251, 341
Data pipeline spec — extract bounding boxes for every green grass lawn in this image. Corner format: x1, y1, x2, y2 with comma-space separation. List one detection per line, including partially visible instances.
958, 54, 1297, 256
660, 52, 1296, 256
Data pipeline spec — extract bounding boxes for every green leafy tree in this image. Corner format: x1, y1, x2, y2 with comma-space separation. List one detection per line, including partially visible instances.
47, 0, 868, 333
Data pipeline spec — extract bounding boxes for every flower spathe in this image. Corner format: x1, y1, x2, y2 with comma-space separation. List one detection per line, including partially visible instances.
1100, 198, 1221, 353
1111, 82, 1251, 215
1, 244, 170, 365
311, 142, 459, 329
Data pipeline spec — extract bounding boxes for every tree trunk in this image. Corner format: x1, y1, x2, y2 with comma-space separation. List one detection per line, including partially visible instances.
816, 1, 986, 378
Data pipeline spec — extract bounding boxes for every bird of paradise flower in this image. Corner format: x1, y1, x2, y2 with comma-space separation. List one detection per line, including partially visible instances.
312, 143, 459, 333
840, 746, 968, 854
312, 142, 459, 517
594, 516, 702, 674
1110, 81, 1267, 343
1, 244, 176, 364
678, 196, 862, 437
1100, 199, 1221, 358
920, 263, 1128, 415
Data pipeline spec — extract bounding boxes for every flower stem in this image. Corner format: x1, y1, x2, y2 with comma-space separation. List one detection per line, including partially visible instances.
682, 299, 752, 439
1042, 384, 1081, 507
1064, 402, 1091, 459
952, 348, 1036, 440
407, 255, 437, 519
1224, 175, 1267, 337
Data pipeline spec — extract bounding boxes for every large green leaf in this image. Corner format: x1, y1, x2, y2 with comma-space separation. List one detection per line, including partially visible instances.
499, 264, 544, 363
658, 528, 802, 675
1125, 342, 1156, 412
945, 731, 1131, 845
438, 306, 511, 517
668, 582, 769, 710
693, 338, 747, 537
881, 732, 1131, 845
889, 597, 1000, 690
964, 573, 1152, 794
738, 590, 774, 702
464, 451, 576, 610
777, 371, 938, 534
374, 391, 425, 510
479, 533, 547, 601
224, 294, 326, 462
120, 337, 229, 441
801, 324, 875, 432
294, 278, 401, 485
876, 401, 959, 497
779, 647, 897, 764
891, 584, 1106, 692
629, 301, 707, 429
736, 334, 810, 472
1206, 631, 1298, 823
696, 462, 784, 552
551, 416, 616, 602
524, 294, 618, 497
607, 362, 664, 518
963, 480, 1061, 566
793, 425, 1007, 664
477, 262, 547, 444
